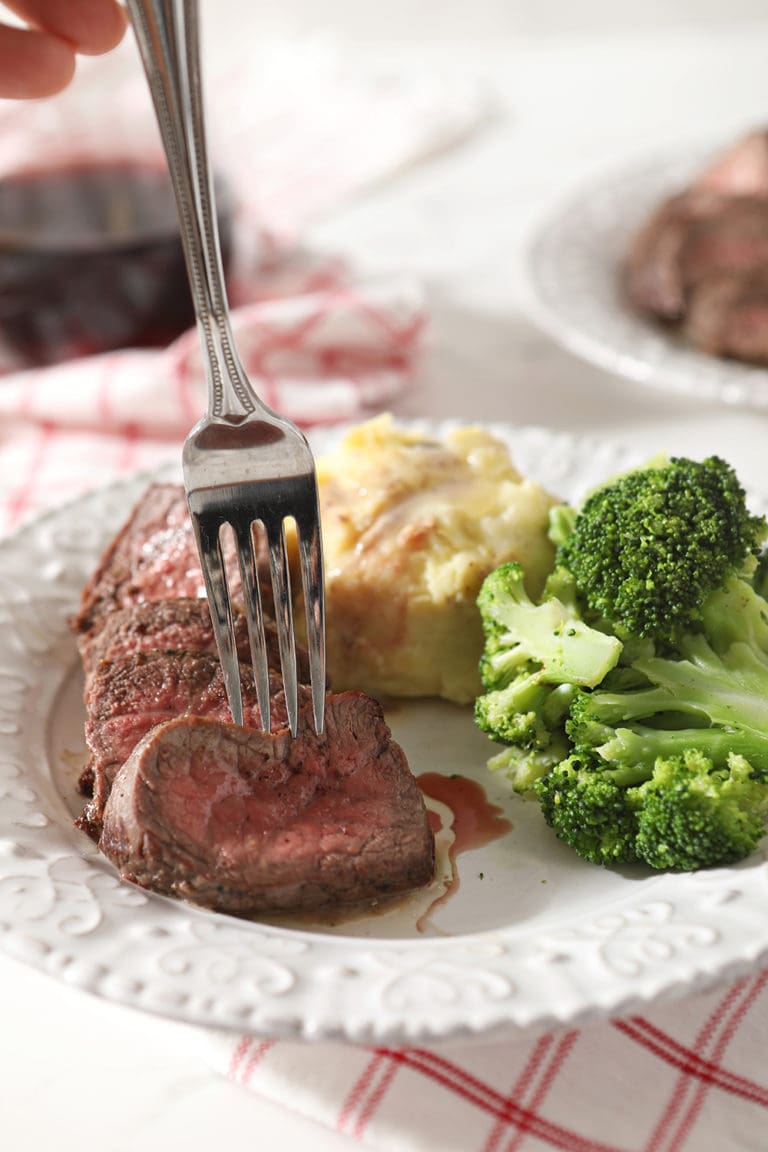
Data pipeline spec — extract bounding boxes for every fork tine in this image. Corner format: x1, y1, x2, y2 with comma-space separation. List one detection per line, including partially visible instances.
234, 518, 272, 733
265, 514, 299, 735
191, 514, 244, 726
295, 503, 326, 736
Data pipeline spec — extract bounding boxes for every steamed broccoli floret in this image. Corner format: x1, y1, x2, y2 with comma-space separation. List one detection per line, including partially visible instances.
475, 674, 576, 748
534, 755, 639, 865
701, 564, 768, 655
546, 503, 577, 550
474, 562, 622, 791
477, 562, 622, 690
553, 570, 768, 856
557, 456, 766, 644
752, 548, 768, 599
631, 751, 768, 870
569, 613, 768, 776
534, 749, 768, 871
565, 652, 768, 780
593, 725, 768, 783
474, 453, 768, 872
566, 681, 712, 765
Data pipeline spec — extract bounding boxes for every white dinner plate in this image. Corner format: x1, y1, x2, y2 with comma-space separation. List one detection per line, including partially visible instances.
524, 144, 768, 408
1, 421, 768, 1044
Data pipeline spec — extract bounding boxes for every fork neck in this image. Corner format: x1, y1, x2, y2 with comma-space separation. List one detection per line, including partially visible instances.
126, 0, 256, 420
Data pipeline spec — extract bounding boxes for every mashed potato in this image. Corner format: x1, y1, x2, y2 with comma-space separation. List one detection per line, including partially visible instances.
315, 416, 556, 703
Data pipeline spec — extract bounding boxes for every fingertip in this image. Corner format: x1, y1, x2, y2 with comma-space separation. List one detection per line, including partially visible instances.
0, 27, 76, 99
72, 2, 127, 56
34, 48, 77, 96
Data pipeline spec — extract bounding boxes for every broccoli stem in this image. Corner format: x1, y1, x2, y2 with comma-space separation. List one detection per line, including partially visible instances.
598, 725, 768, 779
580, 685, 711, 725
636, 638, 768, 737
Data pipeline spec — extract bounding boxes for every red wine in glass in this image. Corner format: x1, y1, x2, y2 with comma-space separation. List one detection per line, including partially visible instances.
0, 160, 233, 366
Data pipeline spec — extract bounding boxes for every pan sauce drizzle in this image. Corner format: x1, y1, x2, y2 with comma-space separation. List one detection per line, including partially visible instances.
416, 772, 512, 933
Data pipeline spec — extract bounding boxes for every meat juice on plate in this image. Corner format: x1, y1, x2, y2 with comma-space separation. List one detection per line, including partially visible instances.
416, 773, 513, 934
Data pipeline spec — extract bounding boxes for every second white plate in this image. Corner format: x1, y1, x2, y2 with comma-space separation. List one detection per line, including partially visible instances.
525, 145, 768, 408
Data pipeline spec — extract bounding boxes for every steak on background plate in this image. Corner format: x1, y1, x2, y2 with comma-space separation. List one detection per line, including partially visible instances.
625, 129, 768, 364
99, 693, 435, 915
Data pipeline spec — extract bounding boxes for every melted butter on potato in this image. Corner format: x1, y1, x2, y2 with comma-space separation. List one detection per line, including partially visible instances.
314, 415, 556, 704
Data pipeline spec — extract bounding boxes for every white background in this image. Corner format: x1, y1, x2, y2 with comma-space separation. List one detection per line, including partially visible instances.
3, 3, 768, 1148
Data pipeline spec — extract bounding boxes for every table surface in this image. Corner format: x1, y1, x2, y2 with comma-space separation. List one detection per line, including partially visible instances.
4, 9, 768, 1149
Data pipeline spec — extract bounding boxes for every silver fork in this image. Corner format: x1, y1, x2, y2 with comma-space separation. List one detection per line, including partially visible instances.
126, 0, 325, 736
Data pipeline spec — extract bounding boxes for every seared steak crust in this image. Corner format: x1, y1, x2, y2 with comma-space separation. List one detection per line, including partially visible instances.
73, 484, 212, 638
71, 483, 271, 641
99, 694, 435, 915
79, 597, 308, 683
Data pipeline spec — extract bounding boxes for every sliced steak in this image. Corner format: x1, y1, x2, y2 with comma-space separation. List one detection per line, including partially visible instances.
79, 649, 313, 838
72, 483, 272, 640
79, 597, 310, 684
625, 130, 768, 365
679, 197, 768, 293
99, 694, 435, 915
628, 192, 768, 355
685, 266, 768, 363
625, 189, 725, 320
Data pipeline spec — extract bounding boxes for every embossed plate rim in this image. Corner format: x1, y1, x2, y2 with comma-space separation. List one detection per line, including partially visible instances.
523, 139, 768, 408
1, 420, 768, 1043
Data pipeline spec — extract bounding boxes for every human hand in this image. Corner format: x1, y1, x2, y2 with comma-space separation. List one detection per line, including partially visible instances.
0, 1, 126, 98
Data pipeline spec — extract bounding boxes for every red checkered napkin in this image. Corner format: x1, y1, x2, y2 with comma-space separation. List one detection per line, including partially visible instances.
200, 972, 768, 1151
0, 272, 426, 534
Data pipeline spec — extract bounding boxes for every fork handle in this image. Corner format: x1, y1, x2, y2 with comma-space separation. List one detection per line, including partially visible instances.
125, 0, 256, 419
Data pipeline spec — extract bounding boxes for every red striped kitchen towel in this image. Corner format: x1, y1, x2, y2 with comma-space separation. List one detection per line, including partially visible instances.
201, 972, 768, 1151
0, 273, 426, 533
